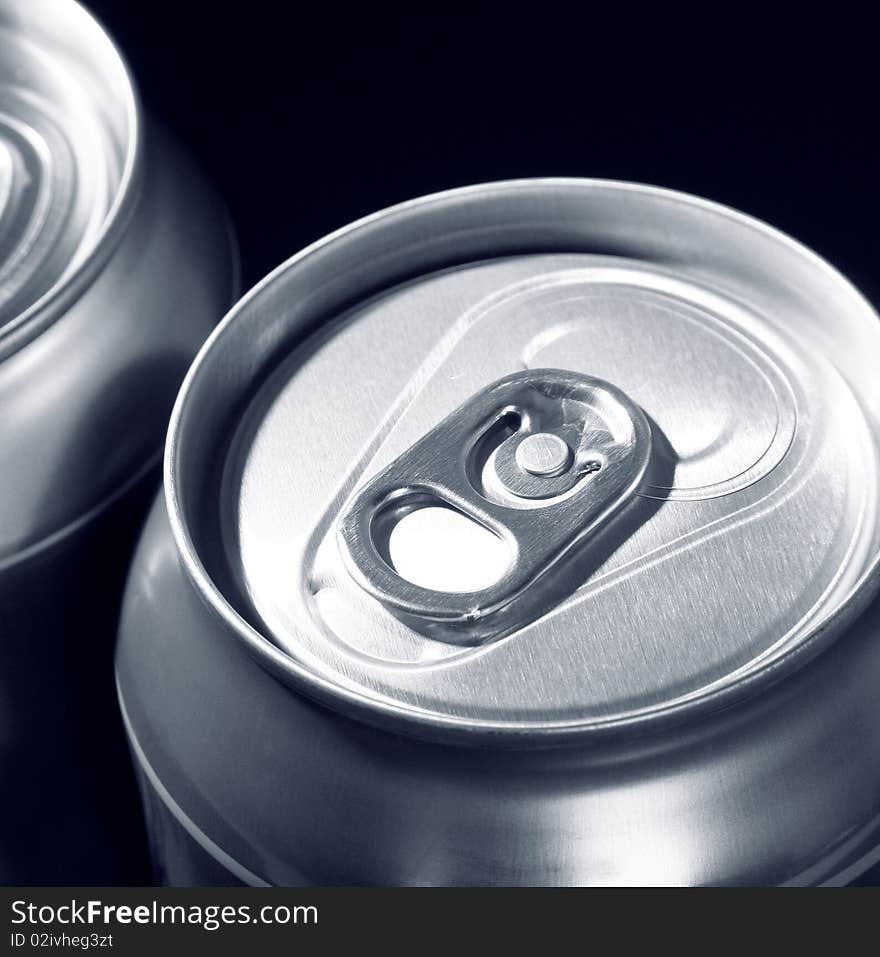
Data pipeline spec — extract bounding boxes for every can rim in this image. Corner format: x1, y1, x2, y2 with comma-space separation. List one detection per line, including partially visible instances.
0, 0, 143, 359
166, 177, 880, 746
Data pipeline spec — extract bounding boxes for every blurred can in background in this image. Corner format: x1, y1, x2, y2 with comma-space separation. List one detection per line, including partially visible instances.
0, 0, 237, 882
118, 179, 880, 886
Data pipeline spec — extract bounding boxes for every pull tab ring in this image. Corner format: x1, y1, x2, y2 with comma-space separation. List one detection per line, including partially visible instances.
337, 369, 651, 644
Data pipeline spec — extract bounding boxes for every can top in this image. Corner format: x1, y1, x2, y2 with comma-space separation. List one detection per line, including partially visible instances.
170, 179, 880, 742
0, 0, 138, 356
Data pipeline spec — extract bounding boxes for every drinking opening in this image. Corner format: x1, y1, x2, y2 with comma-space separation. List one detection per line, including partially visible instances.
373, 499, 510, 594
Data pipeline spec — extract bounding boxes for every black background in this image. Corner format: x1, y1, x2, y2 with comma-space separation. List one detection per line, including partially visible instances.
79, 1, 879, 887
88, 1, 879, 306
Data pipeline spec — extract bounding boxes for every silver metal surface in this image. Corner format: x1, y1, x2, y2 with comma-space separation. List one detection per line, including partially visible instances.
337, 369, 651, 643
119, 493, 880, 885
118, 179, 880, 885
215, 249, 878, 728
0, 2, 237, 563
0, 0, 238, 882
0, 0, 136, 356
516, 433, 572, 477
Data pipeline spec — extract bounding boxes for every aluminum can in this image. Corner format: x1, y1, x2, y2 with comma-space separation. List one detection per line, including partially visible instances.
117, 179, 880, 885
0, 0, 237, 882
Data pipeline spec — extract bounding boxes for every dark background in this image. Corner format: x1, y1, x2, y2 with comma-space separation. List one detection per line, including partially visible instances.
81, 1, 879, 886
88, 1, 879, 307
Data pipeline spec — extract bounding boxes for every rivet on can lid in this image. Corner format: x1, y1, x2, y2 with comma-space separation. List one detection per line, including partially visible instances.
515, 432, 572, 477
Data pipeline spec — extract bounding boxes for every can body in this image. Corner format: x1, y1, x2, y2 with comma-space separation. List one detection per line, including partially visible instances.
0, 1, 237, 883
120, 496, 880, 886
117, 179, 880, 886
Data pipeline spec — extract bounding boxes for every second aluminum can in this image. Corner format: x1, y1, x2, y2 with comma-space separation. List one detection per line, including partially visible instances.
0, 0, 238, 882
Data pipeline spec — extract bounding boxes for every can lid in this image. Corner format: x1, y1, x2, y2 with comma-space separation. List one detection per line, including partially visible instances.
171, 180, 880, 741
0, 0, 138, 354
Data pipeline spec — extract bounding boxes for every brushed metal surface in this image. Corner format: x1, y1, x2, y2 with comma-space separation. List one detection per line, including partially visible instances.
168, 180, 880, 743
220, 253, 879, 727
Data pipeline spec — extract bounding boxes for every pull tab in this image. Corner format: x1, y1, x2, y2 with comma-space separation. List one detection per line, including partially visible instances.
337, 369, 651, 644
